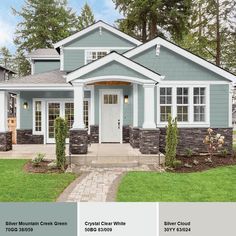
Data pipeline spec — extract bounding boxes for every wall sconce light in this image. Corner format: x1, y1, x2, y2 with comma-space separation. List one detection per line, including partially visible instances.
23, 102, 29, 110
124, 95, 129, 104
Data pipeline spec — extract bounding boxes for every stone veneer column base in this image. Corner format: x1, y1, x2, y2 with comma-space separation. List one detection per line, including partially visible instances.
69, 128, 88, 154
90, 125, 99, 143
139, 128, 160, 154
159, 127, 233, 154
17, 129, 44, 144
129, 127, 140, 148
0, 131, 12, 151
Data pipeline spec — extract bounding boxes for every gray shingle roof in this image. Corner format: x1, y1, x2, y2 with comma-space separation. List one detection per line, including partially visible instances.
0, 70, 67, 84
27, 49, 60, 59
0, 65, 16, 74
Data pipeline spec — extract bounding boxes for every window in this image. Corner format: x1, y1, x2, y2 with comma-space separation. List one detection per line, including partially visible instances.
177, 87, 189, 122
85, 50, 109, 64
104, 94, 118, 104
65, 102, 74, 133
34, 101, 42, 132
194, 87, 206, 122
160, 87, 172, 122
83, 100, 89, 128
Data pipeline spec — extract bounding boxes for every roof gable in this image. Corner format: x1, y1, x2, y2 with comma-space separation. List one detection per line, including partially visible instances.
124, 37, 236, 82
54, 21, 142, 49
66, 52, 163, 84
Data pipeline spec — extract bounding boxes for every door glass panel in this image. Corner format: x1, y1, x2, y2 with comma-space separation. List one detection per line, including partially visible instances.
104, 94, 118, 104
48, 103, 60, 139
84, 101, 89, 128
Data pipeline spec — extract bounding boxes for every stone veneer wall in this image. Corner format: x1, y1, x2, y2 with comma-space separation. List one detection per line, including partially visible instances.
0, 131, 12, 151
69, 129, 88, 154
17, 129, 44, 144
129, 127, 140, 148
159, 127, 233, 154
123, 125, 130, 143
139, 129, 160, 154
90, 125, 99, 143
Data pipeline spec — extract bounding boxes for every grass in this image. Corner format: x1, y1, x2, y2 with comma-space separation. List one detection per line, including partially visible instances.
117, 165, 236, 202
0, 160, 76, 202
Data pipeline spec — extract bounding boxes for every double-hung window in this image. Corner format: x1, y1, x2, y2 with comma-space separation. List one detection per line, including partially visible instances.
177, 87, 189, 122
193, 87, 206, 122
160, 87, 172, 122
85, 50, 109, 64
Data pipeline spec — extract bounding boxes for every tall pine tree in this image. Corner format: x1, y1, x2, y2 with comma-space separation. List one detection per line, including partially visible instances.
77, 3, 95, 30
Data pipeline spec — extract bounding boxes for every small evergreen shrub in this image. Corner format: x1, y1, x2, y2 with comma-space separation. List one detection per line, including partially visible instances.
55, 117, 68, 171
220, 148, 228, 158
32, 153, 45, 166
184, 148, 193, 158
165, 114, 178, 168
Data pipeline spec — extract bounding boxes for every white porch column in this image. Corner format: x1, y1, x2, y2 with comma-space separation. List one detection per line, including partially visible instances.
73, 83, 85, 129
142, 84, 156, 129
133, 83, 138, 127
0, 91, 8, 132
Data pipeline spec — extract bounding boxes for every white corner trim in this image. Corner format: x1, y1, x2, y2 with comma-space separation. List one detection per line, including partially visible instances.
125, 37, 236, 82
54, 21, 142, 48
60, 47, 64, 71
229, 83, 233, 127
66, 53, 162, 83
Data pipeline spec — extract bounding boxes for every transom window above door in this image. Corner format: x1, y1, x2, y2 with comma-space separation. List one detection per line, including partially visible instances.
85, 50, 109, 64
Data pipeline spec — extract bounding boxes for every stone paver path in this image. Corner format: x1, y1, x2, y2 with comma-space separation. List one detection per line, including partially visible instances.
61, 165, 160, 202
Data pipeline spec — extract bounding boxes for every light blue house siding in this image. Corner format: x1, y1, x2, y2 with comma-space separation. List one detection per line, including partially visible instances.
94, 85, 133, 126
63, 28, 136, 71
210, 84, 229, 128
20, 91, 90, 129
132, 46, 229, 81
34, 60, 60, 74
64, 49, 127, 71
79, 61, 153, 81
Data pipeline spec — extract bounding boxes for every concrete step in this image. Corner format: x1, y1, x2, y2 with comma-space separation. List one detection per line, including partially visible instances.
90, 160, 139, 168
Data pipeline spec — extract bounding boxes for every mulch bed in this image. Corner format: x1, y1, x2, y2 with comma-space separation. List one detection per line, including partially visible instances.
24, 160, 66, 173
170, 154, 236, 173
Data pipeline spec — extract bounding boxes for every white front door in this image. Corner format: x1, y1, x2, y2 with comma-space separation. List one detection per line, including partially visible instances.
100, 90, 122, 143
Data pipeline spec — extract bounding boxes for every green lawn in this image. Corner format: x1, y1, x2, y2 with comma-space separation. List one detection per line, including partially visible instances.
0, 160, 76, 202
117, 166, 236, 202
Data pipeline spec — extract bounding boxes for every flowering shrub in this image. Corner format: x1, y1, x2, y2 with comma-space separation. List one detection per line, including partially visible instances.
32, 153, 45, 166
203, 128, 225, 160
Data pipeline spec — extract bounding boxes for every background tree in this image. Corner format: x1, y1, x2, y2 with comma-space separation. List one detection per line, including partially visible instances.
12, 0, 78, 75
0, 47, 12, 69
77, 3, 95, 30
113, 0, 192, 42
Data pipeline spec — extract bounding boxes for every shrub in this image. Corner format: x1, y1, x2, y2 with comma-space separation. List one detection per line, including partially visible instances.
165, 114, 178, 168
47, 161, 57, 169
55, 117, 68, 171
32, 153, 45, 166
184, 148, 193, 158
220, 148, 228, 158
173, 160, 182, 168
203, 128, 225, 161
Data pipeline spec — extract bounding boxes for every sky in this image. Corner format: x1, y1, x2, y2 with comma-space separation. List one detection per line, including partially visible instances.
0, 0, 123, 53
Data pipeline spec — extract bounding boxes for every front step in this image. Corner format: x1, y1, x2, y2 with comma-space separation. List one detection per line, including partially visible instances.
90, 160, 139, 168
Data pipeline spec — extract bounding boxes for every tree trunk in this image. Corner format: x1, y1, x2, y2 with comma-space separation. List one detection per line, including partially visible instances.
149, 17, 158, 40
141, 19, 147, 42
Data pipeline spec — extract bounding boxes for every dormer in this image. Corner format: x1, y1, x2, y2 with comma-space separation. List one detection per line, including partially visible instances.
27, 49, 60, 75
54, 21, 142, 72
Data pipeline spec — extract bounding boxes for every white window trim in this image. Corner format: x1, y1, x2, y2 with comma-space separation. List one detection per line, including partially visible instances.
84, 49, 110, 65
156, 84, 210, 127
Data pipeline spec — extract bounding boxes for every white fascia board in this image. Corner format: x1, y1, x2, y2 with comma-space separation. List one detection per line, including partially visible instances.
29, 57, 60, 60
66, 53, 162, 83
54, 21, 142, 49
125, 37, 236, 82
0, 84, 72, 91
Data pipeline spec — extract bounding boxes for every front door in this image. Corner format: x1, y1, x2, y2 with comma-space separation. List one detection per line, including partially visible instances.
101, 90, 122, 143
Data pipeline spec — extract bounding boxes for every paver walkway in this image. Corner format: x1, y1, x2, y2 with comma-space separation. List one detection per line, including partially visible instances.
59, 165, 161, 202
